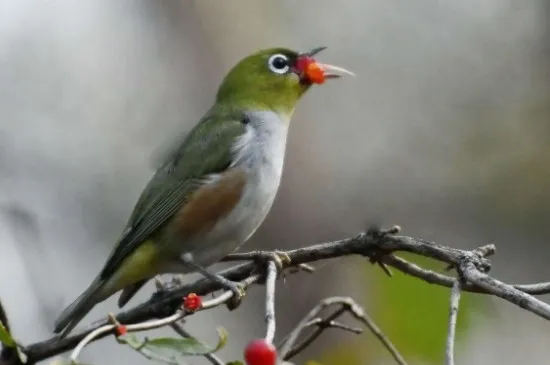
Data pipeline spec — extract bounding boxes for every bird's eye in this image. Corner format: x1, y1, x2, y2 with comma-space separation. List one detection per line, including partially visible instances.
267, 54, 290, 74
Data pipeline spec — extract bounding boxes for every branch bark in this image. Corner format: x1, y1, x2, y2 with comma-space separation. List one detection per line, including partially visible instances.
263, 261, 278, 344
17, 228, 550, 363
445, 280, 462, 365
277, 296, 407, 365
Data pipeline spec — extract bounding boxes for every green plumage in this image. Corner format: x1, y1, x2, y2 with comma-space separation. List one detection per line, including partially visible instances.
216, 48, 310, 116
101, 48, 312, 278
54, 47, 319, 337
100, 112, 247, 280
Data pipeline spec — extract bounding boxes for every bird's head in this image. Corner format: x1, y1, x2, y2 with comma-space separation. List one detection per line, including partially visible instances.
215, 47, 353, 118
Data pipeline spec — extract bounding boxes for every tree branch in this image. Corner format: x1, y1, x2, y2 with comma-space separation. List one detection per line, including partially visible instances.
277, 296, 407, 365
264, 261, 278, 344
68, 275, 260, 364
17, 228, 550, 363
460, 260, 550, 319
445, 280, 462, 365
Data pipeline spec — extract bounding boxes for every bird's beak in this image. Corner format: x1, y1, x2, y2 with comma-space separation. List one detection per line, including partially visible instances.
298, 46, 355, 84
316, 63, 356, 79
304, 46, 328, 57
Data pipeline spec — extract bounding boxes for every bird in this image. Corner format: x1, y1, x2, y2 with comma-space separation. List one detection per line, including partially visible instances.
53, 46, 353, 338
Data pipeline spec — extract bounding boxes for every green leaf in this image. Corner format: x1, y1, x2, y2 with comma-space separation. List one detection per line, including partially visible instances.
226, 362, 244, 365
0, 320, 15, 347
118, 327, 228, 364
0, 321, 27, 364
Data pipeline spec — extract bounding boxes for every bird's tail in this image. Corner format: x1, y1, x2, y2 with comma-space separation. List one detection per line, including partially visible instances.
53, 278, 105, 339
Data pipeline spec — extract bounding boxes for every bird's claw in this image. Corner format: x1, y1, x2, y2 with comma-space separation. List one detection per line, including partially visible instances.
265, 250, 291, 271
368, 250, 393, 277
251, 250, 291, 277
225, 281, 246, 310
365, 225, 401, 277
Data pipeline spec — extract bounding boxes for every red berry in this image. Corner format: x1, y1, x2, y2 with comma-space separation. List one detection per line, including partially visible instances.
306, 62, 326, 84
114, 325, 127, 337
244, 339, 277, 365
183, 293, 202, 311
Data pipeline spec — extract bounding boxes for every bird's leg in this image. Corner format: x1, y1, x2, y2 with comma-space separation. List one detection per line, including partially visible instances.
179, 253, 245, 309
252, 251, 291, 280
364, 225, 401, 277
226, 250, 291, 272
225, 250, 292, 283
256, 250, 291, 270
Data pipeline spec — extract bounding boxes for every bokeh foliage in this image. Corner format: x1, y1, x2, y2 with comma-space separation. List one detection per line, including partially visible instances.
318, 254, 487, 364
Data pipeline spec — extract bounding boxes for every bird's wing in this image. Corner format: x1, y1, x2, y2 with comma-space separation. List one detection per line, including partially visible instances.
99, 115, 247, 280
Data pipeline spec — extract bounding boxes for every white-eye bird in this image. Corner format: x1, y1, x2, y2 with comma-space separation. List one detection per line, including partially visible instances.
54, 46, 353, 338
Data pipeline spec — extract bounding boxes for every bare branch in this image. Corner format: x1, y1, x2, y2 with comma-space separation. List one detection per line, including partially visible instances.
445, 280, 462, 365
69, 308, 184, 362
16, 229, 550, 363
460, 261, 550, 320
339, 297, 407, 365
277, 316, 363, 359
160, 277, 226, 365
264, 261, 278, 344
69, 274, 261, 364
307, 319, 363, 334
278, 296, 407, 365
278, 307, 347, 360
383, 254, 550, 295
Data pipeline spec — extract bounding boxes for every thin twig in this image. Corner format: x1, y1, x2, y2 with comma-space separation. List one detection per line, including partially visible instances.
460, 261, 550, 320
264, 261, 278, 344
69, 310, 185, 363
278, 297, 408, 365
445, 280, 462, 365
160, 277, 226, 365
383, 255, 550, 295
279, 316, 363, 359
279, 307, 347, 360
69, 274, 261, 364
306, 318, 363, 334
170, 323, 224, 365
343, 297, 408, 365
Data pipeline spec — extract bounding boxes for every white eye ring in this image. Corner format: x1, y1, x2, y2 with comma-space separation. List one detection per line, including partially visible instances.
267, 53, 290, 74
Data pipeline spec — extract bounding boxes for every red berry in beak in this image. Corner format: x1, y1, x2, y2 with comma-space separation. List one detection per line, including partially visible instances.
305, 62, 326, 84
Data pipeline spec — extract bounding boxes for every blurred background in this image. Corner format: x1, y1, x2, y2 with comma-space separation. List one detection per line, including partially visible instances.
0, 0, 549, 364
